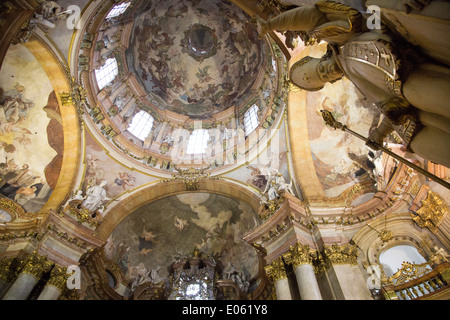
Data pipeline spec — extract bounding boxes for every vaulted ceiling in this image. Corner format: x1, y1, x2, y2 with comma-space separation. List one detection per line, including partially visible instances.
0, 0, 448, 301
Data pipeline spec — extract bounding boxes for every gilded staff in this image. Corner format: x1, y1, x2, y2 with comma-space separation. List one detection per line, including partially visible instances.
320, 110, 450, 190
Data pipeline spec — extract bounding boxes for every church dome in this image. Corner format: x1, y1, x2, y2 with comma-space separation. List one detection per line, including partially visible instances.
126, 0, 266, 119
82, 0, 286, 173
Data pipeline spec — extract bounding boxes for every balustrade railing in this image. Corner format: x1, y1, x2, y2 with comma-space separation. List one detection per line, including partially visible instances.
381, 261, 450, 300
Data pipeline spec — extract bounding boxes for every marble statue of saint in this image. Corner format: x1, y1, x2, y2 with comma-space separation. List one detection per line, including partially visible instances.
81, 179, 110, 212
254, 0, 450, 167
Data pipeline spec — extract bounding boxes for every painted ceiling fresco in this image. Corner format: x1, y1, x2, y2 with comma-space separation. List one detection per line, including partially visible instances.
306, 77, 381, 197
225, 120, 293, 196
126, 0, 266, 118
105, 193, 261, 289
81, 130, 157, 207
0, 44, 63, 212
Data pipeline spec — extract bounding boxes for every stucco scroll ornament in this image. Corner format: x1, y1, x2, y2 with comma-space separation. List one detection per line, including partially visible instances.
323, 244, 359, 265
47, 265, 70, 291
19, 251, 54, 279
282, 243, 317, 267
388, 261, 433, 285
161, 167, 222, 191
59, 66, 90, 122
264, 257, 287, 283
411, 191, 448, 233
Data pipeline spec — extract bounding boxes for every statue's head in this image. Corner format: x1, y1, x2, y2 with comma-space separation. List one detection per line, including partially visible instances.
289, 53, 343, 91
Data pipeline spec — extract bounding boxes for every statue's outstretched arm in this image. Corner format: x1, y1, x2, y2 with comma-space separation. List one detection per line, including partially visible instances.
253, 5, 327, 38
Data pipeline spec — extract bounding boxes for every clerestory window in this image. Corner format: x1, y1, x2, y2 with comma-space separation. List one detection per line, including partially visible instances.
95, 58, 118, 90
106, 2, 131, 19
127, 110, 154, 141
244, 104, 259, 136
186, 129, 209, 155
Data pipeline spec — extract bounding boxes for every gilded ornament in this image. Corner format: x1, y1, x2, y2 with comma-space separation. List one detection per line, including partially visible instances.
68, 203, 98, 227
257, 0, 289, 11
323, 244, 358, 265
20, 252, 54, 278
282, 243, 316, 267
47, 265, 70, 291
259, 196, 284, 220
59, 66, 89, 120
388, 261, 432, 285
161, 167, 222, 191
264, 257, 287, 282
379, 229, 394, 242
412, 191, 448, 232
0, 257, 18, 282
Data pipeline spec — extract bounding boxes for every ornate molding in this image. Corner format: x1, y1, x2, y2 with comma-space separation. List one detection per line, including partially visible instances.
66, 201, 99, 228
264, 257, 287, 282
47, 265, 70, 291
323, 244, 359, 266
19, 251, 54, 279
0, 198, 25, 221
161, 168, 222, 191
282, 243, 317, 267
59, 66, 90, 122
411, 191, 448, 233
0, 257, 21, 282
0, 230, 43, 243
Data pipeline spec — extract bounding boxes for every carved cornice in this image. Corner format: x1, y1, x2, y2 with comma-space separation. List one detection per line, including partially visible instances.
0, 230, 43, 243
160, 168, 223, 191
243, 192, 313, 261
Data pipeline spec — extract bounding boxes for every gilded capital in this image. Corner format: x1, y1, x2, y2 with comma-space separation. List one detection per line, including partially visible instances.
47, 265, 70, 291
282, 243, 316, 267
323, 244, 358, 265
0, 257, 18, 282
20, 252, 54, 279
264, 257, 287, 282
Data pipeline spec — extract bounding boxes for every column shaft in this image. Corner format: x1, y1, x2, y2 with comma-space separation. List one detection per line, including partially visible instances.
37, 285, 62, 300
294, 264, 322, 300
2, 273, 37, 300
274, 278, 292, 300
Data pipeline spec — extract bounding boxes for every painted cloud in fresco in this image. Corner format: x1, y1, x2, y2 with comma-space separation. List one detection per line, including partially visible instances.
126, 0, 265, 118
306, 77, 381, 197
0, 44, 63, 212
105, 193, 261, 287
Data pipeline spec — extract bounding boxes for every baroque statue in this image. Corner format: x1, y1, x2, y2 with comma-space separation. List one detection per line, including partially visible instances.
254, 0, 450, 168
81, 179, 110, 212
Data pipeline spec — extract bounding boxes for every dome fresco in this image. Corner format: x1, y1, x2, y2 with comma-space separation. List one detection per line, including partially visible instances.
126, 0, 266, 118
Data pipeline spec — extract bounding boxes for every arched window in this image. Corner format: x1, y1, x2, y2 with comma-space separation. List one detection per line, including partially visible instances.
244, 104, 259, 135
106, 2, 131, 19
95, 58, 118, 90
127, 110, 154, 141
186, 129, 209, 155
379, 245, 427, 277
0, 209, 12, 223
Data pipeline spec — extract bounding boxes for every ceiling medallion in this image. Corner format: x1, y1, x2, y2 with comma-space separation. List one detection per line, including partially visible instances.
181, 24, 220, 62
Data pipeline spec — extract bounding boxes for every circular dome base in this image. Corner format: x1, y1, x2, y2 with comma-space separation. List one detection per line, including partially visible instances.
126, 0, 266, 118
